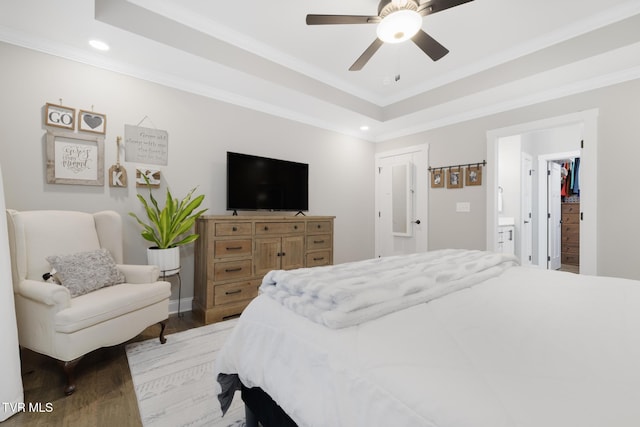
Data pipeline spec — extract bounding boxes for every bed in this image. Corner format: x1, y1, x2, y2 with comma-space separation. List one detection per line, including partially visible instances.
214, 249, 640, 427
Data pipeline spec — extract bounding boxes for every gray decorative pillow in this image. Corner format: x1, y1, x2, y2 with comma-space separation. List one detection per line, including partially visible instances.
46, 248, 126, 297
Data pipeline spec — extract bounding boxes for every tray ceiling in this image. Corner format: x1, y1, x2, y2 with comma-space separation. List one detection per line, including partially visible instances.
1, 0, 640, 141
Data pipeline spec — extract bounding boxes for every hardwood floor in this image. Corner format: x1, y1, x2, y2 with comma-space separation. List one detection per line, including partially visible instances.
558, 263, 580, 274
3, 312, 202, 427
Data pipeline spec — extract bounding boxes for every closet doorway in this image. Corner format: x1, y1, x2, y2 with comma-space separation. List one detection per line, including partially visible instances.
486, 109, 598, 276
542, 152, 581, 272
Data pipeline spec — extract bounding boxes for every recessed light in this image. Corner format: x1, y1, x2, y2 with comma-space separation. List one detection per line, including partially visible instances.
360, 126, 369, 131
89, 40, 110, 51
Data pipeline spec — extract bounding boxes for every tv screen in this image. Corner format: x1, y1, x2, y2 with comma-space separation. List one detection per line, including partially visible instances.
226, 152, 309, 212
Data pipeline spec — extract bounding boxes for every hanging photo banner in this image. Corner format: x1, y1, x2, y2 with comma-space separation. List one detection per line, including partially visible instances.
124, 124, 169, 166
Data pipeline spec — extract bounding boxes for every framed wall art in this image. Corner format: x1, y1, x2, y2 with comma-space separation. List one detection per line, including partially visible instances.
46, 131, 104, 186
446, 167, 463, 189
465, 165, 483, 186
44, 103, 76, 130
79, 110, 107, 134
430, 169, 444, 188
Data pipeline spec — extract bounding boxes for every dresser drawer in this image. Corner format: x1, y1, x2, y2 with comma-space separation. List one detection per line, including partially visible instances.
213, 259, 252, 281
561, 203, 580, 214
306, 250, 331, 267
562, 224, 579, 234
561, 253, 579, 265
562, 214, 580, 225
214, 239, 252, 258
214, 279, 260, 305
561, 232, 579, 244
256, 222, 304, 235
307, 234, 331, 250
215, 222, 252, 237
307, 221, 332, 234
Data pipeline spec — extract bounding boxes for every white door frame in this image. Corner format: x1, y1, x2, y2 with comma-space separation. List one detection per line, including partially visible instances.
520, 152, 533, 266
486, 109, 598, 275
547, 161, 562, 270
375, 144, 429, 257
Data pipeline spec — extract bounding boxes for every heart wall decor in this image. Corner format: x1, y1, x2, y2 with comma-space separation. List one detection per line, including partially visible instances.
83, 114, 102, 129
79, 109, 107, 135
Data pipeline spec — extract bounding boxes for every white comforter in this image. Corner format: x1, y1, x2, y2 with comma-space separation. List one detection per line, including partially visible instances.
215, 263, 640, 427
261, 249, 518, 328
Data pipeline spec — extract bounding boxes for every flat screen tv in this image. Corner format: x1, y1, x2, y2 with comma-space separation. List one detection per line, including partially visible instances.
226, 151, 309, 212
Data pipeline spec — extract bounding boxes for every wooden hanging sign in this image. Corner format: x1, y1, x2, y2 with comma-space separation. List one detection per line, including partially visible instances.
109, 136, 128, 187
136, 168, 161, 188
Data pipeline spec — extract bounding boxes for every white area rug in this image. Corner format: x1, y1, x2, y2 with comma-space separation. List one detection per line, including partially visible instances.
126, 318, 245, 427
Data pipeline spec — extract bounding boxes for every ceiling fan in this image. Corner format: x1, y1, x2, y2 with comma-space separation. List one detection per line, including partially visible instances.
306, 0, 474, 71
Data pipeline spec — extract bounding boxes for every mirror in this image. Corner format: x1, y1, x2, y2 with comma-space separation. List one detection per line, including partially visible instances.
392, 162, 413, 236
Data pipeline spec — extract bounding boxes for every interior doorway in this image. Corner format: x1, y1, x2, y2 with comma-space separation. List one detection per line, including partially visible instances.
486, 110, 598, 275
375, 145, 429, 258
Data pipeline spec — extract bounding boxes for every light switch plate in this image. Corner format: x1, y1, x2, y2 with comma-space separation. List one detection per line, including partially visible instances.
456, 202, 471, 212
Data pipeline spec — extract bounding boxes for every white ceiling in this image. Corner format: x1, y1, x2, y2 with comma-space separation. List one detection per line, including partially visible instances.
1, 0, 640, 141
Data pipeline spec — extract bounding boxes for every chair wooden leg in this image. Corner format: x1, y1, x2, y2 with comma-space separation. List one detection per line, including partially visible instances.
60, 357, 83, 396
159, 320, 167, 344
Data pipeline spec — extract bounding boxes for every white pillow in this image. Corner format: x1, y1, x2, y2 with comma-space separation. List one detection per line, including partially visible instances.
46, 248, 125, 297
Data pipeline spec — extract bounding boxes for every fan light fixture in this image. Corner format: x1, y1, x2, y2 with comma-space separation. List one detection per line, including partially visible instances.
376, 9, 422, 43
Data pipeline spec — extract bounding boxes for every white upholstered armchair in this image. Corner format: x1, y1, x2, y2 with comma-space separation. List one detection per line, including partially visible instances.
6, 209, 171, 395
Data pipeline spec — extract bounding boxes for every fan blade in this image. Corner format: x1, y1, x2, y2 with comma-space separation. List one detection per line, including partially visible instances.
418, 0, 474, 17
306, 15, 381, 25
412, 30, 449, 61
349, 38, 384, 71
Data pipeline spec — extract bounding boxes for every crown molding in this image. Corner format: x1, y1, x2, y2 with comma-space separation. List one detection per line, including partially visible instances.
126, 0, 386, 105
2, 20, 640, 144
372, 63, 640, 142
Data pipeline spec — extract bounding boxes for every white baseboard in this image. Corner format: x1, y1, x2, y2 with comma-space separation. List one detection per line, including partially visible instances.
169, 297, 192, 315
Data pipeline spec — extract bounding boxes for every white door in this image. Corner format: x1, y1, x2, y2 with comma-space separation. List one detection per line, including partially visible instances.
520, 153, 533, 265
375, 146, 428, 258
547, 162, 562, 270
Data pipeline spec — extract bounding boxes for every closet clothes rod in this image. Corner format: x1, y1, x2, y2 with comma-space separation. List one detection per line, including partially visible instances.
428, 160, 486, 172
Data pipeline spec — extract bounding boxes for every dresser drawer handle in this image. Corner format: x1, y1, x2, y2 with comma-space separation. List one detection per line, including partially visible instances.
313, 240, 325, 244
294, 225, 298, 230
225, 289, 242, 295
313, 256, 325, 261
263, 226, 269, 231
226, 246, 243, 250
316, 224, 322, 229
232, 226, 237, 232
225, 267, 242, 273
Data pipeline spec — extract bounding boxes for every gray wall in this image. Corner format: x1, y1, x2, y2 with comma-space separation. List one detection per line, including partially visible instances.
4, 39, 640, 294
377, 77, 640, 280
0, 42, 376, 305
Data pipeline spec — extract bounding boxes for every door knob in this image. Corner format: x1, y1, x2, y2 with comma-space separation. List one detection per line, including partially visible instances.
413, 219, 421, 225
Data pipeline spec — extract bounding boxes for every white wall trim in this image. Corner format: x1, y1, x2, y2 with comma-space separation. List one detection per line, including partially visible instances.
169, 297, 192, 316
0, 24, 637, 143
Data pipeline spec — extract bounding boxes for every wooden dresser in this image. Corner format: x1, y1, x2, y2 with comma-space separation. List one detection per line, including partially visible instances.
193, 215, 335, 324
561, 203, 580, 266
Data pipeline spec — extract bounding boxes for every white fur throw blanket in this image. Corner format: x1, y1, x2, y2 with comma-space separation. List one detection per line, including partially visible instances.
260, 249, 519, 329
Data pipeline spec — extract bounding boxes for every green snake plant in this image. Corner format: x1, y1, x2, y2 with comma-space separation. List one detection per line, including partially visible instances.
129, 175, 208, 249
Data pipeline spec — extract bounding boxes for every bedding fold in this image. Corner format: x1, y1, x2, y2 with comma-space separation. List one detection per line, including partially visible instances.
260, 249, 518, 328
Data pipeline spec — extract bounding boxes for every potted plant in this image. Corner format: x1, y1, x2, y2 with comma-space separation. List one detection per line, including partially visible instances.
130, 176, 207, 274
